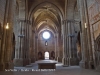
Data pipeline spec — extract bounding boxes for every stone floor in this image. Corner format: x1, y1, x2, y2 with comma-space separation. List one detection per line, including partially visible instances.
0, 60, 100, 75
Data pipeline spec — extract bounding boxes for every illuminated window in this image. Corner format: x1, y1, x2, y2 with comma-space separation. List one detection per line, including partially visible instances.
43, 31, 50, 39
45, 52, 49, 59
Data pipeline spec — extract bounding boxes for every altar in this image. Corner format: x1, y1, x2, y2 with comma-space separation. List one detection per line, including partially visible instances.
35, 60, 58, 69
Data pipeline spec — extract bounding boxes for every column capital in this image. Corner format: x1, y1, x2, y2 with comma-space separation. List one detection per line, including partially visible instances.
62, 20, 66, 25
18, 19, 25, 22
62, 19, 80, 24
18, 19, 31, 25
66, 19, 80, 23
62, 19, 67, 23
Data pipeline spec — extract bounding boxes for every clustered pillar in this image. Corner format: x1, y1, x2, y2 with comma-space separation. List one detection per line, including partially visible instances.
78, 0, 94, 69
62, 20, 69, 66
14, 20, 31, 67
62, 20, 78, 66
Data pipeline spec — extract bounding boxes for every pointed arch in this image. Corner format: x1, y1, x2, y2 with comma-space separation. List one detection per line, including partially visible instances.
28, 1, 64, 21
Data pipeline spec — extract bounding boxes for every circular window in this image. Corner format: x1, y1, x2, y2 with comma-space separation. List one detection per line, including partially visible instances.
42, 31, 51, 39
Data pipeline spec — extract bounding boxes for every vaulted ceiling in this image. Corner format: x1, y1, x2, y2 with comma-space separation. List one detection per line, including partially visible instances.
27, 0, 65, 34
16, 0, 77, 34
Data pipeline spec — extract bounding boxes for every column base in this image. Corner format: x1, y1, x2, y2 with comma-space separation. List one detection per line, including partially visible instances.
0, 61, 14, 71
0, 62, 5, 71
89, 61, 95, 69
96, 65, 100, 71
70, 58, 79, 66
23, 58, 31, 66
57, 57, 62, 62
31, 57, 35, 63
35, 57, 38, 61
4, 61, 14, 69
79, 60, 89, 69
13, 58, 31, 67
62, 58, 69, 66
13, 58, 23, 67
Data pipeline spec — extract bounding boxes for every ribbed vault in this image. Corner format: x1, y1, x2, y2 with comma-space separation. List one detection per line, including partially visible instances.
28, 1, 64, 34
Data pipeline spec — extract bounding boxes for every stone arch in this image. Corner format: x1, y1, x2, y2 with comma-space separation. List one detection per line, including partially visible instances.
28, 1, 64, 21
51, 51, 55, 60
28, 1, 63, 35
76, 32, 81, 61
34, 16, 59, 32
95, 34, 100, 66
38, 51, 43, 60
95, 34, 100, 51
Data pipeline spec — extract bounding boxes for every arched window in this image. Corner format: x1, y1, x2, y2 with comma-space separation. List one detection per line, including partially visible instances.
45, 51, 49, 59
51, 51, 55, 59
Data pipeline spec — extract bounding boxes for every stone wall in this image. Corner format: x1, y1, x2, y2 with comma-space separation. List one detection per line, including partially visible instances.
38, 31, 56, 60
87, 0, 100, 70
87, 0, 100, 39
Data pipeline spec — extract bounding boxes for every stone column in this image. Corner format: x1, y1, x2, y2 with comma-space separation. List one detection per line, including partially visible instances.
34, 33, 38, 61
65, 20, 74, 66
67, 21, 72, 66
55, 34, 57, 60
67, 20, 78, 65
4, 0, 13, 69
31, 30, 35, 63
0, 0, 15, 70
62, 0, 70, 66
0, 0, 9, 71
37, 34, 38, 60
33, 32, 37, 61
57, 34, 60, 61
54, 33, 59, 60
23, 20, 31, 66
78, 0, 90, 69
78, 0, 86, 68
83, 0, 94, 69
14, 20, 31, 66
57, 22, 63, 62
14, 20, 25, 66
62, 20, 69, 66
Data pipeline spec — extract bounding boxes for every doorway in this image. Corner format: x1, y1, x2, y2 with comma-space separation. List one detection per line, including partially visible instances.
38, 51, 43, 60
51, 51, 55, 60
